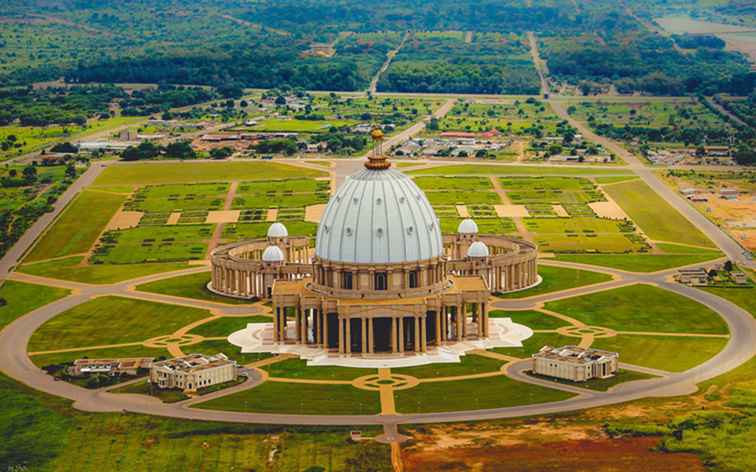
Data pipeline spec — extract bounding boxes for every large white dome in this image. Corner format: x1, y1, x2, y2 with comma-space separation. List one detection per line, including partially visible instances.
315, 168, 443, 264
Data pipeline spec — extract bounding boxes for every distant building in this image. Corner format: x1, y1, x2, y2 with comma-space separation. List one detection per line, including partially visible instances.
77, 141, 139, 152
732, 272, 749, 285
532, 345, 618, 382
149, 353, 237, 392
676, 267, 710, 286
720, 188, 739, 200
70, 358, 153, 377
680, 188, 698, 198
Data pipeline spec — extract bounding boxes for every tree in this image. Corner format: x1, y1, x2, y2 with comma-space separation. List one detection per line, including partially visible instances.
210, 147, 233, 159
65, 163, 76, 179
50, 142, 78, 154
22, 165, 37, 183
164, 141, 196, 159
275, 95, 287, 106
724, 260, 734, 272
122, 141, 160, 161
428, 117, 439, 130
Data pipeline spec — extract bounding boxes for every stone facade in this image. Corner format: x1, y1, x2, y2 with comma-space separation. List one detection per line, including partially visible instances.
149, 353, 237, 392
532, 345, 619, 382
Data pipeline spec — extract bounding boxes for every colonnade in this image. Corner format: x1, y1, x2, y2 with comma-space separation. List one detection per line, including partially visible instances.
272, 302, 488, 356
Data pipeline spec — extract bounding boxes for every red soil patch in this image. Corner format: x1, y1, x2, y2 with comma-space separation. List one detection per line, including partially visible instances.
402, 437, 704, 471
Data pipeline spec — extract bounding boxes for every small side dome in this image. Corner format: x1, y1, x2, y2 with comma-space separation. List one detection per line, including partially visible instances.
458, 218, 479, 235
262, 245, 285, 262
467, 241, 490, 258
267, 222, 288, 238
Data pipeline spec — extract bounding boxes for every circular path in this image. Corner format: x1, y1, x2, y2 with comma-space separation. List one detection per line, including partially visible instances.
1, 259, 754, 430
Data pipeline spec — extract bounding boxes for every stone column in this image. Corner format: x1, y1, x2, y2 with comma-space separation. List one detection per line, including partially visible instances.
398, 317, 404, 353
435, 311, 441, 346
338, 317, 344, 354
368, 318, 375, 354
345, 317, 351, 354
274, 306, 280, 342
456, 306, 462, 341
304, 308, 310, 344
391, 317, 397, 353
414, 316, 420, 353
421, 316, 427, 352
481, 302, 488, 337
280, 306, 287, 342
361, 318, 367, 354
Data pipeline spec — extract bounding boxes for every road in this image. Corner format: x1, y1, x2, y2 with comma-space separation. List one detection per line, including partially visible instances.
527, 32, 549, 96
0, 162, 110, 280
0, 255, 753, 427
369, 32, 408, 94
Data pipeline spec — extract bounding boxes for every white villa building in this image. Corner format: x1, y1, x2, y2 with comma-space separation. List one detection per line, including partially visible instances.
149, 353, 237, 392
532, 345, 619, 382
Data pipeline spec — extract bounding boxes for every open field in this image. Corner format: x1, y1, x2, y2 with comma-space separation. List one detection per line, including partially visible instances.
493, 332, 578, 358
409, 165, 634, 177
92, 162, 326, 187
702, 286, 756, 318
497, 265, 612, 299
545, 284, 728, 334
261, 358, 368, 381
223, 221, 318, 240
525, 217, 646, 253
489, 310, 570, 330
111, 379, 188, 403
0, 281, 69, 331
188, 339, 273, 365
555, 252, 723, 272
394, 375, 573, 413
591, 336, 727, 372
196, 382, 381, 415
28, 296, 211, 351
393, 354, 504, 379
93, 224, 212, 264
19, 256, 189, 284
438, 99, 562, 134
0, 116, 144, 160
136, 272, 253, 305
250, 118, 357, 132
26, 190, 127, 262
187, 316, 270, 338
604, 179, 715, 248
125, 183, 228, 213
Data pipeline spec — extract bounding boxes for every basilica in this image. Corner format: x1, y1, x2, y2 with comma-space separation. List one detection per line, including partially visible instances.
211, 129, 539, 359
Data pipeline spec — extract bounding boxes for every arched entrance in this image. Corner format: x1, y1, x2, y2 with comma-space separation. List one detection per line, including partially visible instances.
372, 317, 393, 353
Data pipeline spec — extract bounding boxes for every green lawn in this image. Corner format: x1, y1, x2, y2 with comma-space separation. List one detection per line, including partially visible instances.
493, 332, 577, 358
251, 118, 357, 132
409, 165, 634, 177
604, 179, 714, 248
189, 316, 271, 337
26, 190, 127, 262
92, 162, 325, 187
592, 335, 727, 372
110, 379, 188, 403
28, 296, 211, 351
262, 358, 369, 381
702, 286, 755, 318
0, 373, 390, 471
489, 310, 570, 330
555, 253, 723, 272
195, 382, 381, 415
93, 224, 212, 264
393, 354, 504, 379
528, 369, 655, 391
187, 339, 273, 365
394, 375, 573, 413
0, 281, 69, 331
223, 221, 318, 240
525, 217, 645, 253
126, 183, 228, 212
498, 265, 612, 299
30, 345, 170, 368
136, 272, 254, 305
544, 284, 728, 334
19, 256, 189, 284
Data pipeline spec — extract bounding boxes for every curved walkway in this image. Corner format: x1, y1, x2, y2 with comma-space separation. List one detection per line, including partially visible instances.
1, 259, 753, 428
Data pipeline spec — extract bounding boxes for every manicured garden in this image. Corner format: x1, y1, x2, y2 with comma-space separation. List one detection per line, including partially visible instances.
591, 335, 727, 372
489, 310, 570, 330
0, 281, 69, 331
28, 296, 211, 351
393, 354, 504, 379
497, 265, 612, 299
394, 375, 574, 413
544, 284, 729, 334
261, 358, 368, 381
188, 316, 271, 337
195, 382, 381, 415
19, 256, 188, 284
136, 272, 254, 305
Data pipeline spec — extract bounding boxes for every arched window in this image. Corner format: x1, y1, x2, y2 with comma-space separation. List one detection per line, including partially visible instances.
408, 270, 418, 288
342, 271, 353, 289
